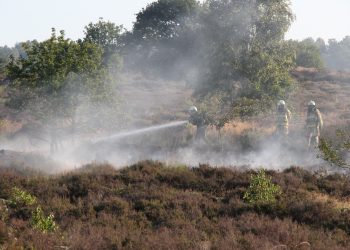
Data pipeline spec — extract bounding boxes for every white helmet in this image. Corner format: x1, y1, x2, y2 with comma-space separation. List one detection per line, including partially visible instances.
277, 100, 286, 106
308, 101, 316, 106
188, 106, 198, 113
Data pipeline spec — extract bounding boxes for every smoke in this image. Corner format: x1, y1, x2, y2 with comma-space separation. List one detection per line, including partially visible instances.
0, 99, 328, 174
44, 122, 325, 172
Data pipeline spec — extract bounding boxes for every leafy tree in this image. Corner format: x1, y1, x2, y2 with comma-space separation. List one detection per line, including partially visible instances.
194, 0, 295, 127
6, 29, 119, 152
121, 0, 297, 125
132, 0, 199, 41
84, 18, 122, 49
288, 38, 324, 68
315, 38, 327, 54
0, 43, 28, 78
0, 46, 13, 76
84, 18, 124, 67
289, 36, 350, 72
323, 36, 350, 71
124, 0, 201, 78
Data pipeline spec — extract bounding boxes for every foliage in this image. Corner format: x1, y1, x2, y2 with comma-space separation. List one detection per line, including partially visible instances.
84, 18, 124, 67
194, 0, 295, 125
0, 46, 12, 75
6, 29, 105, 116
132, 0, 199, 42
31, 206, 57, 233
244, 169, 282, 205
123, 0, 201, 78
302, 36, 350, 71
0, 44, 26, 76
323, 36, 350, 71
288, 38, 325, 68
5, 187, 57, 233
84, 18, 123, 50
319, 129, 350, 168
5, 29, 122, 150
8, 187, 37, 208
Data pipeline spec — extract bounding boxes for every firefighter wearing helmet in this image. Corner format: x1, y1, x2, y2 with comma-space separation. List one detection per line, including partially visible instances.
306, 101, 323, 148
276, 100, 292, 137
188, 106, 208, 142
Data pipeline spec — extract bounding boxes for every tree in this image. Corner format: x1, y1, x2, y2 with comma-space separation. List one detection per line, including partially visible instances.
288, 38, 324, 69
315, 38, 327, 54
323, 36, 350, 71
0, 46, 13, 76
6, 29, 119, 153
133, 0, 200, 42
84, 18, 123, 67
123, 0, 201, 78
194, 0, 295, 127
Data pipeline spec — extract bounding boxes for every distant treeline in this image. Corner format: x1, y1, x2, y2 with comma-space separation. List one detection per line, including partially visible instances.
289, 37, 350, 71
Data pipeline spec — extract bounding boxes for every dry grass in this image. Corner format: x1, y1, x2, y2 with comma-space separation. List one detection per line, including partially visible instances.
290, 68, 350, 127
308, 191, 350, 211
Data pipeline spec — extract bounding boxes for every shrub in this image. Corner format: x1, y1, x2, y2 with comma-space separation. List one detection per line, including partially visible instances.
8, 187, 37, 219
31, 206, 57, 233
243, 169, 282, 205
8, 187, 37, 208
7, 187, 57, 233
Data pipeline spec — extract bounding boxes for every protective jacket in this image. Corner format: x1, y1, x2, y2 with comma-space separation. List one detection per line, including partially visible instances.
276, 108, 292, 135
306, 108, 323, 148
189, 112, 208, 141
306, 109, 323, 134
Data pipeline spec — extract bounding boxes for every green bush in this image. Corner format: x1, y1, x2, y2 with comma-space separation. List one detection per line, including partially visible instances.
7, 187, 57, 233
8, 187, 37, 208
31, 206, 57, 233
7, 187, 37, 219
244, 170, 282, 205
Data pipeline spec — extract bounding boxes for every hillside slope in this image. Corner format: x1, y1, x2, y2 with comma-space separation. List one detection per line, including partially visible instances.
289, 67, 350, 128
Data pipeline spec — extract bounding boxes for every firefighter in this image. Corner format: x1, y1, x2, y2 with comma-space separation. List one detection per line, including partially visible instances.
305, 101, 323, 148
188, 106, 208, 142
276, 100, 292, 137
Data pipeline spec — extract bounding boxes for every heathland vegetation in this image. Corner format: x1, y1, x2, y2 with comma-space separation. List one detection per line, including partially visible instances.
2, 161, 350, 249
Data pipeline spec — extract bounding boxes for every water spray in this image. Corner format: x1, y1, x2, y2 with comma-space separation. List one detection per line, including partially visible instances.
93, 120, 188, 144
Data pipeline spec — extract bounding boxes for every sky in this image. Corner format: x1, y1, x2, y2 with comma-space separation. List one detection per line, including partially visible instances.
0, 0, 349, 47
